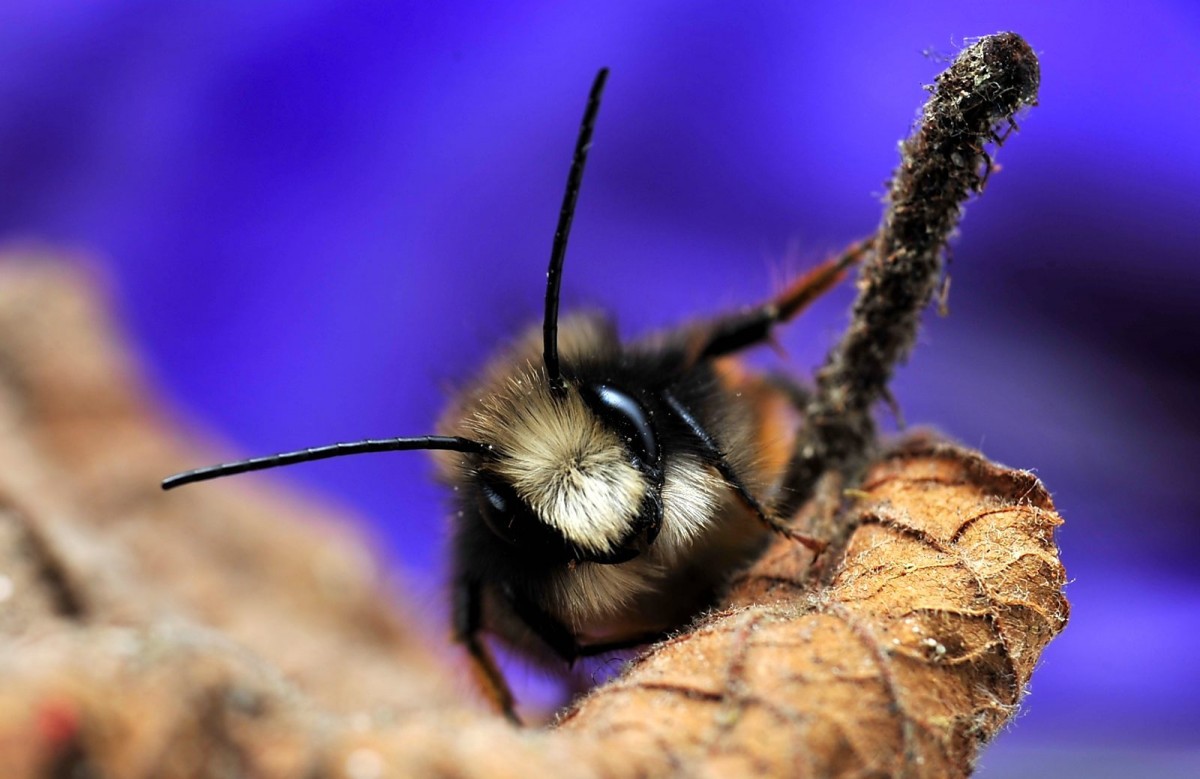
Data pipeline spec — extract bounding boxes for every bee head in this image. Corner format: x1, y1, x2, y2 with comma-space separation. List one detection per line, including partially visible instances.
450, 354, 663, 565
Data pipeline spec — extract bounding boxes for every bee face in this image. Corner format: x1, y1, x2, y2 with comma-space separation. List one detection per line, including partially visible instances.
445, 321, 665, 565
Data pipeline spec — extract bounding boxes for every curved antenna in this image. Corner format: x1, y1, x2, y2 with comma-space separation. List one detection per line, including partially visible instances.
162, 435, 490, 490
544, 67, 609, 395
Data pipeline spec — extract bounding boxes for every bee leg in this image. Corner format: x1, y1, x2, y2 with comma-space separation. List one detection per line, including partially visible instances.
453, 578, 521, 725
574, 631, 672, 657
510, 592, 668, 661
688, 239, 871, 364
723, 471, 828, 555
663, 391, 827, 555
506, 588, 583, 666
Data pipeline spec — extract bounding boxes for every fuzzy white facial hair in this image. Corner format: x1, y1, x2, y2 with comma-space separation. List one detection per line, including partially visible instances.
467, 372, 647, 556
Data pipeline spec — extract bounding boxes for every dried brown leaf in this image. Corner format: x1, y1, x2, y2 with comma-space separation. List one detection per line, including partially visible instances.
558, 438, 1068, 777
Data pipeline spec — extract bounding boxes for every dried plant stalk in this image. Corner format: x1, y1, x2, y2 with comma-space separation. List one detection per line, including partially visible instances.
782, 32, 1041, 515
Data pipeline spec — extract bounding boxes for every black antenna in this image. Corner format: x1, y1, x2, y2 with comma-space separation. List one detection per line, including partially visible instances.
162, 435, 489, 490
544, 67, 609, 395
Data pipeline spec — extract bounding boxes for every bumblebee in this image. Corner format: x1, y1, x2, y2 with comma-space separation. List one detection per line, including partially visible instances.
164, 69, 862, 722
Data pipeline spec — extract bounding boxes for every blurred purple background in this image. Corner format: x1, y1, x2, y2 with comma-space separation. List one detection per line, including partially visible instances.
2, 2, 1197, 774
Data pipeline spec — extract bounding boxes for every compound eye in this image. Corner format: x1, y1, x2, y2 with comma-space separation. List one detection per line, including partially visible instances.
581, 384, 659, 466
476, 477, 573, 560
477, 479, 520, 545
479, 479, 509, 519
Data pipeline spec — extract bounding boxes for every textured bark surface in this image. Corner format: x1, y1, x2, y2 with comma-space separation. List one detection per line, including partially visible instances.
0, 255, 1067, 778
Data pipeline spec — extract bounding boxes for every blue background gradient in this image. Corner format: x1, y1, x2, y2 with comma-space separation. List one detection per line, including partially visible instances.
2, 3, 1197, 774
